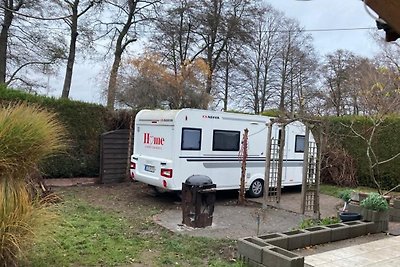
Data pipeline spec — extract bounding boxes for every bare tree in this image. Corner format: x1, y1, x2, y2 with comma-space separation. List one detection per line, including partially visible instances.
195, 0, 256, 95
287, 43, 318, 116
320, 50, 356, 116
150, 0, 199, 77
0, 1, 65, 89
52, 0, 100, 99
101, 0, 160, 109
276, 18, 315, 114
345, 66, 400, 193
236, 5, 282, 113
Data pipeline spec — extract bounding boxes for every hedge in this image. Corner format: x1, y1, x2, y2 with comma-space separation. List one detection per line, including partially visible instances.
323, 116, 400, 190
0, 85, 110, 178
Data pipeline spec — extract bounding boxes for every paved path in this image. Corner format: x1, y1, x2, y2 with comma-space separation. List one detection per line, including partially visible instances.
305, 236, 400, 266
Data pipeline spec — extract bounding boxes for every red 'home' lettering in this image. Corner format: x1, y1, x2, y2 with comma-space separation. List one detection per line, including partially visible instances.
144, 133, 165, 145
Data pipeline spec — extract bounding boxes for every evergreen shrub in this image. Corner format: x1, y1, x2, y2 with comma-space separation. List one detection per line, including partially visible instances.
0, 86, 109, 178
323, 116, 400, 190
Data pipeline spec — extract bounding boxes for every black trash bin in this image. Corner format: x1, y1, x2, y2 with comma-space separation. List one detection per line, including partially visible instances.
182, 175, 216, 228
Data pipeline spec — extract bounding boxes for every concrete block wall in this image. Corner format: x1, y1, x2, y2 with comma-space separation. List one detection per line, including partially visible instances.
238, 220, 379, 267
349, 201, 400, 223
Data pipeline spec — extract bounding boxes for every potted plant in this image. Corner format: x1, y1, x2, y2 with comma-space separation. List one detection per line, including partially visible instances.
338, 190, 361, 222
338, 190, 352, 211
360, 192, 389, 232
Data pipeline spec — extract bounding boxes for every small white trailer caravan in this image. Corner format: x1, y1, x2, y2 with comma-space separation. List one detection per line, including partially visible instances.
130, 109, 311, 197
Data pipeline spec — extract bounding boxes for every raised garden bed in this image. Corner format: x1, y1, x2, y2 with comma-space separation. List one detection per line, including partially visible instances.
282, 229, 311, 250
238, 219, 384, 267
304, 226, 331, 246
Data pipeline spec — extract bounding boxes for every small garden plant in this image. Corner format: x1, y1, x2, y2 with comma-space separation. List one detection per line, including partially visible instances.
338, 189, 353, 211
360, 192, 389, 212
299, 217, 340, 229
338, 189, 352, 203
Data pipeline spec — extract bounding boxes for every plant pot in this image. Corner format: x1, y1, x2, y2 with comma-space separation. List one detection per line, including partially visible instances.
350, 191, 360, 202
361, 208, 389, 233
358, 192, 370, 203
339, 212, 361, 222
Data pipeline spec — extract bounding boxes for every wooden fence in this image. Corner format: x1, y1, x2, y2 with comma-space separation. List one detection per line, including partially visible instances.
100, 129, 133, 184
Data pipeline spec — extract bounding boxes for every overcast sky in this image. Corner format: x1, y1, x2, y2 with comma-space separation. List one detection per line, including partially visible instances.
48, 0, 383, 104
267, 0, 379, 57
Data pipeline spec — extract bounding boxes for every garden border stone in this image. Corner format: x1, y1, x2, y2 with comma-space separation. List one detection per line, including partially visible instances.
342, 220, 367, 238
304, 226, 331, 246
257, 233, 288, 250
238, 237, 272, 263
282, 229, 311, 250
237, 220, 383, 267
325, 223, 349, 242
262, 246, 304, 267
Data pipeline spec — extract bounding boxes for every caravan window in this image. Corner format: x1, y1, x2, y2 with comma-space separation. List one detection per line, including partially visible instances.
181, 128, 202, 150
295, 135, 305, 153
213, 130, 240, 151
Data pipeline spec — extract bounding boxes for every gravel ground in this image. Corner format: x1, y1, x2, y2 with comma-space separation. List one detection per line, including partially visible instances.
49, 179, 395, 256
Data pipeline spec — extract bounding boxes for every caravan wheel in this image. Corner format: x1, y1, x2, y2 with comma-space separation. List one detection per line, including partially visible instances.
248, 179, 264, 198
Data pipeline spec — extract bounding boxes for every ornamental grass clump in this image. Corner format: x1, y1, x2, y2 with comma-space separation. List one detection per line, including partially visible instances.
0, 103, 67, 266
0, 103, 67, 175
360, 192, 389, 212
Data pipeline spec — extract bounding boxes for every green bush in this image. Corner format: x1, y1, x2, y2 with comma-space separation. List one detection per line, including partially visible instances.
0, 86, 109, 178
360, 193, 389, 211
322, 116, 400, 190
338, 189, 352, 203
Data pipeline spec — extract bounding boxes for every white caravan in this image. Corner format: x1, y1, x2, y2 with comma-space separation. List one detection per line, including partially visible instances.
130, 109, 311, 197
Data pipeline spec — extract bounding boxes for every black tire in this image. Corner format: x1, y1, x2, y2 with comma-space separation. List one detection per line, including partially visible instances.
248, 179, 264, 198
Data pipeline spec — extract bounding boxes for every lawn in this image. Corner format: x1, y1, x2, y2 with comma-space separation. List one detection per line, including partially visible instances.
25, 186, 243, 267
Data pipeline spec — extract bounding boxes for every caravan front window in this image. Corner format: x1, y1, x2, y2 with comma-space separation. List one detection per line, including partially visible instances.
213, 130, 240, 151
181, 128, 202, 150
295, 135, 305, 153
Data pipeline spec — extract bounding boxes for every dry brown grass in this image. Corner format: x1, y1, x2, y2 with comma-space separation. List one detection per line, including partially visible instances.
0, 103, 67, 266
0, 102, 67, 177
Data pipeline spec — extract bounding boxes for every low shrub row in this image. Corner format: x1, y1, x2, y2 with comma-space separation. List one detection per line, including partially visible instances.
321, 116, 400, 190
0, 86, 135, 178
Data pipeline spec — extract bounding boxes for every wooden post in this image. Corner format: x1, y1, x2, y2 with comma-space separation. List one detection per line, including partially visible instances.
301, 127, 310, 214
276, 124, 286, 204
126, 115, 134, 181
314, 128, 322, 220
239, 128, 249, 205
263, 122, 273, 209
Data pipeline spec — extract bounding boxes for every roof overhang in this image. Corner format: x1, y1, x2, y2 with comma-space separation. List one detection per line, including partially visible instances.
365, 0, 400, 41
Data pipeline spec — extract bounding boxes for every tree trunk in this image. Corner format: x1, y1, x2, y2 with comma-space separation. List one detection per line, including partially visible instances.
206, 67, 213, 94
223, 53, 229, 111
61, 3, 79, 99
107, 50, 122, 109
0, 7, 14, 84
106, 0, 137, 110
